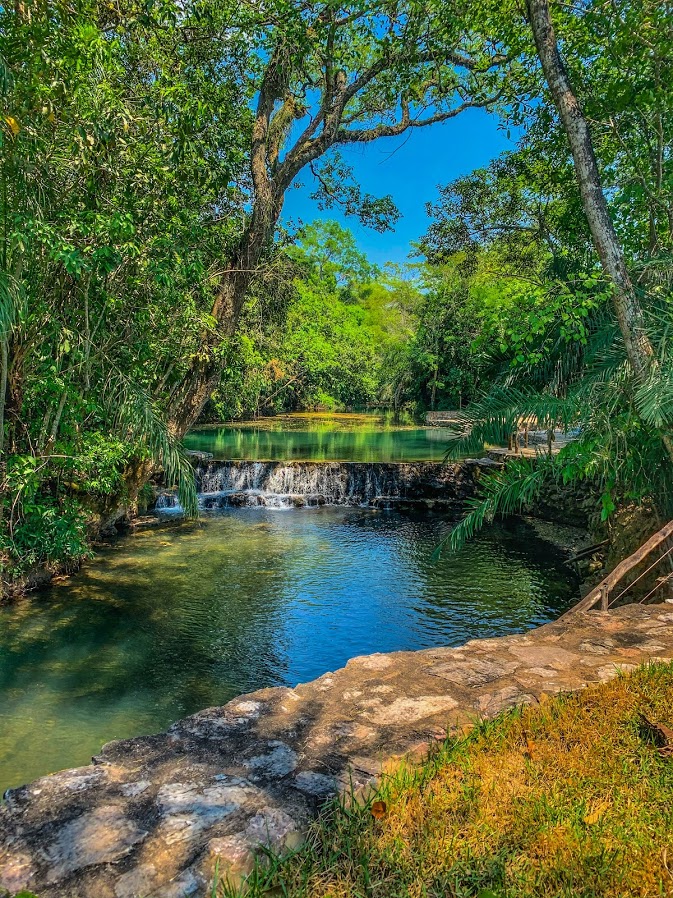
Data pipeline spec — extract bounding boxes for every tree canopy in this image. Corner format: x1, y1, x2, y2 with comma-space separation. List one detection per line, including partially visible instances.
1, 0, 673, 588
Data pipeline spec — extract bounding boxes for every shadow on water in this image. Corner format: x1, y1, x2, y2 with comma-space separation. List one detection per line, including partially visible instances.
0, 507, 579, 791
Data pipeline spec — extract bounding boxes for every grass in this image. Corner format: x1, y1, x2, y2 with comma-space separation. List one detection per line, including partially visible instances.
216, 664, 673, 898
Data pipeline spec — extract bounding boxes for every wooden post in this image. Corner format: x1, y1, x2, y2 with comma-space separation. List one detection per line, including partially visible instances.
600, 585, 609, 611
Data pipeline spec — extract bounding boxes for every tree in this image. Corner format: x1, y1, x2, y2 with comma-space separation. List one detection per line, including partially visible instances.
0, 0, 253, 585
208, 222, 399, 418
525, 0, 673, 461
289, 219, 378, 295
419, 0, 673, 547
168, 0, 509, 435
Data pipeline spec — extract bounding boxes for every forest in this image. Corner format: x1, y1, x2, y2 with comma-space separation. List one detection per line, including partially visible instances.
1, 0, 672, 588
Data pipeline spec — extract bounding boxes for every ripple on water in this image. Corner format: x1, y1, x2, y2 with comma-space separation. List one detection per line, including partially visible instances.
0, 508, 579, 791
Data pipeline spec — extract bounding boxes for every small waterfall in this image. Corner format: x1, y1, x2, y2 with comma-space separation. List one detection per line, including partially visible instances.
155, 492, 179, 509
196, 461, 403, 507
151, 460, 488, 513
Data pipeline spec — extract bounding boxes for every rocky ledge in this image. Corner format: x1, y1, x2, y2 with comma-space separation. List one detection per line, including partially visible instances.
2, 605, 673, 898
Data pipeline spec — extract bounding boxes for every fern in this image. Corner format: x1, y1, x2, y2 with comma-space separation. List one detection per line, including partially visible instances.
441, 298, 673, 552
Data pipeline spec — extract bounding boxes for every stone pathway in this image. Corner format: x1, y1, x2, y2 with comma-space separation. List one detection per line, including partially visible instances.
2, 604, 673, 898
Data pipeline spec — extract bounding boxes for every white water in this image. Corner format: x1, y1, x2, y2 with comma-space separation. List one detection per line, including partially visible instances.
156, 460, 468, 511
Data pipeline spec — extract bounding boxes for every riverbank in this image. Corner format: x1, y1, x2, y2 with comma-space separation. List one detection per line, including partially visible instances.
2, 603, 672, 898
231, 661, 673, 898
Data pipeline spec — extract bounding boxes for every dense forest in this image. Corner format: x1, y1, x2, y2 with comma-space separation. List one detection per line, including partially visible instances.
1, 0, 672, 590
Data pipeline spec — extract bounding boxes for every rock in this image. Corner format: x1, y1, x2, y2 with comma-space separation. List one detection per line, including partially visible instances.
114, 863, 159, 898
185, 450, 214, 461
430, 657, 519, 686
477, 686, 536, 715
2, 605, 673, 898
244, 742, 298, 778
293, 772, 339, 797
40, 805, 148, 882
370, 695, 459, 725
0, 852, 32, 894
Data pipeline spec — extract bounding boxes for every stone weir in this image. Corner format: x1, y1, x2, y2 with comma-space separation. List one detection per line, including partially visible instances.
155, 458, 498, 511
2, 604, 673, 898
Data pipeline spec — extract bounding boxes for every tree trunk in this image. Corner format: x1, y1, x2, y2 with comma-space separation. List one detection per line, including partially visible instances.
0, 336, 7, 456
4, 336, 26, 453
168, 265, 253, 438
169, 193, 281, 438
526, 0, 651, 377
525, 0, 673, 462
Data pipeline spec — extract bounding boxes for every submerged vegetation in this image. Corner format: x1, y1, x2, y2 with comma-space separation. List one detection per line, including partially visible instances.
219, 664, 673, 898
0, 0, 672, 588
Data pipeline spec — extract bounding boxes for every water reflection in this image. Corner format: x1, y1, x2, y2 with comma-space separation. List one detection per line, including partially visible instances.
184, 413, 459, 462
0, 509, 578, 791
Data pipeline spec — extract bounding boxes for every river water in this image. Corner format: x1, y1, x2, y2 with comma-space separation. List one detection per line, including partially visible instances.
183, 412, 458, 462
0, 507, 579, 793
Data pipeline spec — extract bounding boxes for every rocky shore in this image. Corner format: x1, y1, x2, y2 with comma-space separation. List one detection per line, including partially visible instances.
2, 604, 673, 898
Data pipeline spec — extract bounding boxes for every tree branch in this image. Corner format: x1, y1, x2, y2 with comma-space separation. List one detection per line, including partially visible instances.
335, 96, 497, 144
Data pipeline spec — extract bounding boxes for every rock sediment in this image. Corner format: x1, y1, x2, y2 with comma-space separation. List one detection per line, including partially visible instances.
2, 605, 673, 898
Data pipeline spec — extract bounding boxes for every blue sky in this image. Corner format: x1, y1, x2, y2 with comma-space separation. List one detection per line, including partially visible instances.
281, 108, 515, 267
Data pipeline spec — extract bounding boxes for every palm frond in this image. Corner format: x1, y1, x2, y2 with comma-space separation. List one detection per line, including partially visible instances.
635, 366, 673, 430
444, 385, 584, 460
439, 456, 552, 554
0, 269, 22, 338
102, 371, 198, 516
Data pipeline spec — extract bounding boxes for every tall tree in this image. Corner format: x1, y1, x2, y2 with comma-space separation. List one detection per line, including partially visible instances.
168, 0, 507, 435
0, 0, 252, 583
524, 0, 665, 393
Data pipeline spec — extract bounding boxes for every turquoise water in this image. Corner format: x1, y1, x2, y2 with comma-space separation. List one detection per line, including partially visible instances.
0, 508, 578, 792
184, 412, 459, 462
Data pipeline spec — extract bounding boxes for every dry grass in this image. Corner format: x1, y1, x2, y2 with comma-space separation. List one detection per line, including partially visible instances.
221, 664, 673, 898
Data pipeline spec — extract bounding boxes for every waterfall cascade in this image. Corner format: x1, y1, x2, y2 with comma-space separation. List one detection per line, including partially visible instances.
155, 459, 494, 511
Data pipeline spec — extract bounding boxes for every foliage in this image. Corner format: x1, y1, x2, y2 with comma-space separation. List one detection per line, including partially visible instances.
1, 455, 91, 574
2, 0, 673, 580
0, 0, 250, 581
439, 305, 673, 548
414, 0, 673, 541
445, 457, 550, 552
287, 220, 379, 297
209, 224, 417, 419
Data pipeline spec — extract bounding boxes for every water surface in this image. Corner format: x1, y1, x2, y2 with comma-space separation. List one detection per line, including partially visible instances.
184, 412, 459, 462
0, 508, 577, 792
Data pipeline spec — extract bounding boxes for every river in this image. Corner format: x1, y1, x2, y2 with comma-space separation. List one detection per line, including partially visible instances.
0, 415, 580, 792
183, 411, 458, 462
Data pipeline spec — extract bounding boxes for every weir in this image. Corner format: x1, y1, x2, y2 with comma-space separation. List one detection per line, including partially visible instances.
156, 458, 497, 510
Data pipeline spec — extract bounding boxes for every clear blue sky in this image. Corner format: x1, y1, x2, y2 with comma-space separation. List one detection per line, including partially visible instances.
281, 108, 515, 267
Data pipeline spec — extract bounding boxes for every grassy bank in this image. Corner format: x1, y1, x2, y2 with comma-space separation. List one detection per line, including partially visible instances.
220, 664, 673, 898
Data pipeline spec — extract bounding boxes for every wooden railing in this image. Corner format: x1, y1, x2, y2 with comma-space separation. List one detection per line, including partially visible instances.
562, 520, 673, 618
